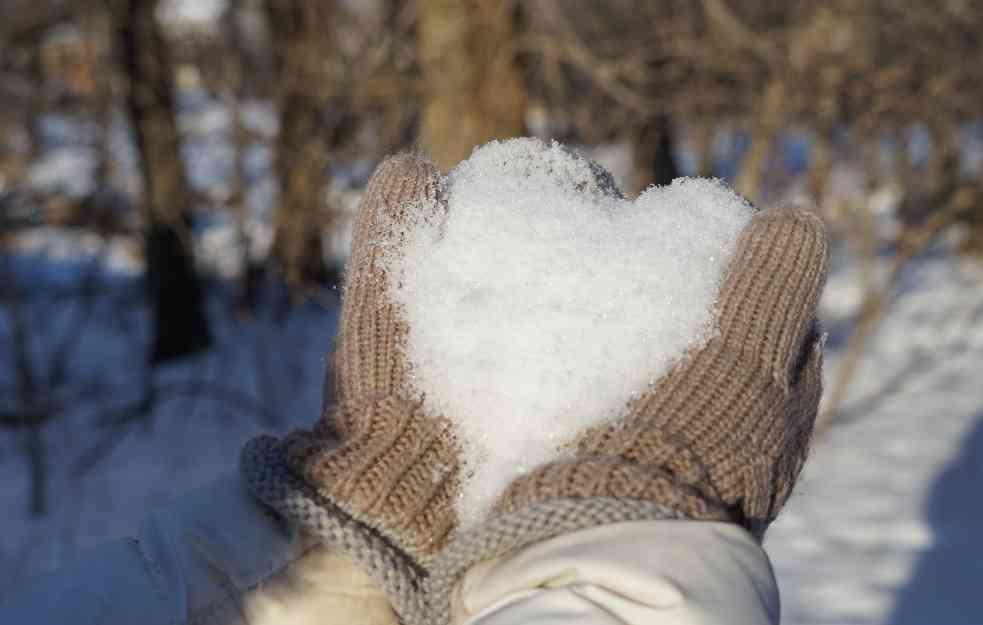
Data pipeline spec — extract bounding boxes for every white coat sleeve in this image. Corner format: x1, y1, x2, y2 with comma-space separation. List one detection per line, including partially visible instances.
451, 521, 781, 625
0, 474, 398, 625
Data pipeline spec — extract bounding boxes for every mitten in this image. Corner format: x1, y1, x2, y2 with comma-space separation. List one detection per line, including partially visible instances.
241, 152, 457, 625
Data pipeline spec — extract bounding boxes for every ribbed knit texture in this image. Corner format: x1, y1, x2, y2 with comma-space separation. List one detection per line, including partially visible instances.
283, 396, 458, 561
241, 436, 430, 624
333, 152, 441, 403
241, 152, 457, 625
280, 151, 458, 564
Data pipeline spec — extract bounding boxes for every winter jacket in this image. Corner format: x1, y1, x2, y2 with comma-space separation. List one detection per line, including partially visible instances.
0, 474, 779, 625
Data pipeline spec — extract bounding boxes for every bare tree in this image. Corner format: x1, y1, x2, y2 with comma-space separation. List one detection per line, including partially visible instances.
419, 0, 527, 170
265, 0, 337, 291
633, 115, 680, 191
108, 0, 211, 363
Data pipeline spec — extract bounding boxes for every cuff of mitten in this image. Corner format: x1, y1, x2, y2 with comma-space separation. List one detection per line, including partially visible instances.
282, 396, 459, 562
240, 435, 430, 625
497, 458, 739, 524
428, 497, 695, 625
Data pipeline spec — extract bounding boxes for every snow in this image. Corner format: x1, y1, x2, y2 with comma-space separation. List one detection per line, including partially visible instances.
0, 243, 337, 598
387, 138, 753, 528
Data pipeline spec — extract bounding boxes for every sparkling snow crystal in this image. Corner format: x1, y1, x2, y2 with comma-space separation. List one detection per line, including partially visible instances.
385, 138, 754, 529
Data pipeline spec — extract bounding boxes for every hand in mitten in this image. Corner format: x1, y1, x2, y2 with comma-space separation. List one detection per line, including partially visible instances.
430, 142, 828, 623
497, 207, 828, 535
240, 144, 625, 624
241, 152, 458, 625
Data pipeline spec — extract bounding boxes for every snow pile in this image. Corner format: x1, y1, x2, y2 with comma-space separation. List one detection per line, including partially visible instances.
386, 139, 754, 527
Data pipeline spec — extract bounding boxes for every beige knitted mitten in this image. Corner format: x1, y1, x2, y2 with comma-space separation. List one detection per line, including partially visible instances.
430, 204, 828, 624
241, 152, 457, 625
284, 151, 459, 560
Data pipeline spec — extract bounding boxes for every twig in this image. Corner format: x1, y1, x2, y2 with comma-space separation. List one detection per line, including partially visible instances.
816, 193, 970, 434
0, 254, 48, 515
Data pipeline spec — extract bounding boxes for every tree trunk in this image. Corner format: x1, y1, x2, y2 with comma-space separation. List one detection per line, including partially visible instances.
266, 0, 334, 291
110, 0, 211, 363
419, 0, 527, 171
633, 115, 681, 192
223, 3, 263, 314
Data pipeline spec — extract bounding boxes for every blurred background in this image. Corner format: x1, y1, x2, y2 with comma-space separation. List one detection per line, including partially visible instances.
1, 1, 982, 623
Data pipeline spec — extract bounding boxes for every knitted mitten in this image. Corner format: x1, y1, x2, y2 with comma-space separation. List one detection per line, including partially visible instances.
241, 152, 456, 625
430, 205, 828, 624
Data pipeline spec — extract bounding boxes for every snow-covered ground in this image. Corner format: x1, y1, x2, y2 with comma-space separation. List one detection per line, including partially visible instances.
0, 239, 339, 599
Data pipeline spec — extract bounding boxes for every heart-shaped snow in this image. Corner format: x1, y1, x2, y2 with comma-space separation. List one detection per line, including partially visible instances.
385, 138, 753, 529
